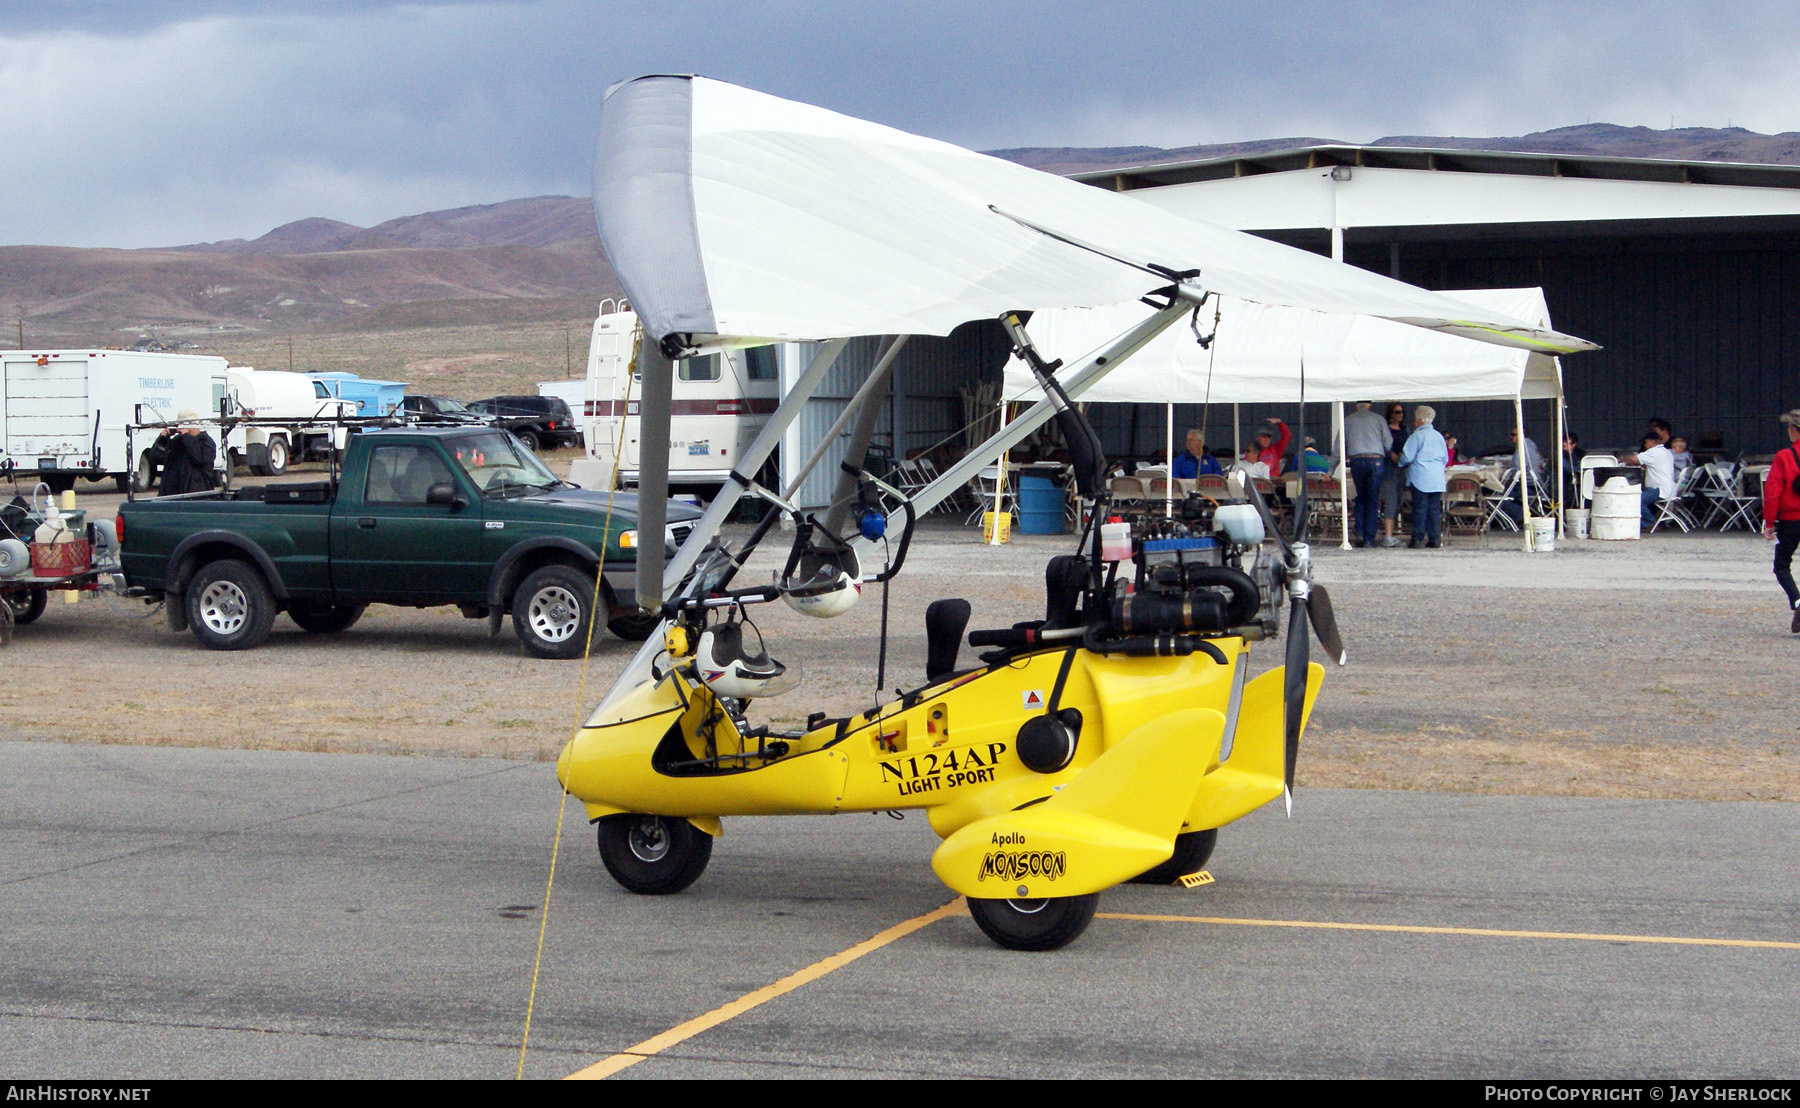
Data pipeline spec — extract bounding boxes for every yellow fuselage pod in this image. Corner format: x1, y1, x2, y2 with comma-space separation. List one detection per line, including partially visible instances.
556, 641, 1324, 894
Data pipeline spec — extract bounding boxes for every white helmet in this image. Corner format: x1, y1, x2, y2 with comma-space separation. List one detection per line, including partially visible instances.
782, 545, 862, 619
696, 620, 793, 699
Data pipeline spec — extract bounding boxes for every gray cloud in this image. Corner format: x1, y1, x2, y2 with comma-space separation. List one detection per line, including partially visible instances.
4, 1, 1799, 247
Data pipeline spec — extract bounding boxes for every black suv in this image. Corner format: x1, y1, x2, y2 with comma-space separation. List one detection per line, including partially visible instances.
400, 394, 493, 425
467, 395, 580, 451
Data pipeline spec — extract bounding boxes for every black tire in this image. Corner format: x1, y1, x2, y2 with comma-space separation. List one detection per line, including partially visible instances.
967, 893, 1100, 952
185, 559, 277, 650
1128, 828, 1219, 885
40, 473, 77, 494
606, 608, 661, 641
511, 563, 596, 659
597, 815, 712, 895
515, 430, 541, 452
114, 474, 131, 494
288, 600, 366, 634
5, 587, 48, 626
263, 436, 289, 476
134, 455, 156, 492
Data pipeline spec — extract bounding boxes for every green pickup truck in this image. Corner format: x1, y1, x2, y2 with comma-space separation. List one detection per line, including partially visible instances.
117, 426, 703, 657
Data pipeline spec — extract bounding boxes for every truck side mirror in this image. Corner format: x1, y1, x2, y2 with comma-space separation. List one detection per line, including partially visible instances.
426, 482, 468, 510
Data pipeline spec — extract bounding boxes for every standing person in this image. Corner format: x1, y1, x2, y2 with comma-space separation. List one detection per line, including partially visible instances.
1378, 402, 1410, 546
1343, 400, 1390, 547
1764, 410, 1800, 633
1240, 417, 1290, 474
1622, 434, 1675, 528
144, 410, 218, 496
1400, 405, 1449, 548
1172, 428, 1223, 479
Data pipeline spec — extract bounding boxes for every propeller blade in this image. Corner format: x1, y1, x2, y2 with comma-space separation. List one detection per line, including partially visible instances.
1241, 472, 1292, 559
1282, 593, 1309, 814
1307, 584, 1347, 666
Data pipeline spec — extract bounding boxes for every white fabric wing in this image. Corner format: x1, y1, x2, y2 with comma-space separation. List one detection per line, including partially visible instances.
594, 77, 1597, 357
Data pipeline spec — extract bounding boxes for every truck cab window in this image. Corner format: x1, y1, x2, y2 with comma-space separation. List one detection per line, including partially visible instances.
365, 444, 457, 505
678, 354, 720, 382
314, 381, 331, 399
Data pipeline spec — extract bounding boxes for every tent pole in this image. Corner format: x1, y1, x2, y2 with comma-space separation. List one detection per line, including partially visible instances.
1164, 402, 1174, 518
1554, 364, 1566, 539
989, 400, 1009, 545
1337, 401, 1351, 550
1515, 393, 1532, 552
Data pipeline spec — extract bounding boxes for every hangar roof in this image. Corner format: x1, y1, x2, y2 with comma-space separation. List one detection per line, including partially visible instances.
1071, 145, 1800, 237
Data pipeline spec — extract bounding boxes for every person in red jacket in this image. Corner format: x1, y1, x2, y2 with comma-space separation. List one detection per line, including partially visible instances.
1765, 409, 1800, 633
1241, 417, 1291, 474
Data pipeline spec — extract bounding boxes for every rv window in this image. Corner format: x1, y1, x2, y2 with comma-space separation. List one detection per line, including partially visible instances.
744, 346, 779, 381
677, 354, 720, 382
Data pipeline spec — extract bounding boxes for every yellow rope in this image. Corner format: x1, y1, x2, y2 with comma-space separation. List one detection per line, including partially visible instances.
517, 321, 643, 1078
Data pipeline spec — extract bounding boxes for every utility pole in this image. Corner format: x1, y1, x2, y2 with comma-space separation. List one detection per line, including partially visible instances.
566, 329, 573, 378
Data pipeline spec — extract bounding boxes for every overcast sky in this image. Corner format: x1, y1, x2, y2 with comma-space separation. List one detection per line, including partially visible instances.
5, 0, 1798, 248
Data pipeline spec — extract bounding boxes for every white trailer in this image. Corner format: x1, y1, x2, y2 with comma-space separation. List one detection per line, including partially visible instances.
1, 349, 228, 493
581, 302, 780, 489
224, 368, 355, 475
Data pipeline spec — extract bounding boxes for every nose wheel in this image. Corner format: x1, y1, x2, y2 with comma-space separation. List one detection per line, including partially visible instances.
597, 814, 713, 895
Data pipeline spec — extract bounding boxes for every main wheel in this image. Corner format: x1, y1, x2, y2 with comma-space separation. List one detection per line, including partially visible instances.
967, 894, 1100, 951
511, 564, 595, 659
596, 815, 712, 895
4, 587, 48, 626
186, 559, 277, 650
263, 436, 289, 476
288, 600, 366, 634
606, 608, 661, 641
1128, 828, 1218, 885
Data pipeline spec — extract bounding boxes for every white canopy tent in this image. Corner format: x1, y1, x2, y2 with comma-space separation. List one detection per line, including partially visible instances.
999, 287, 1568, 549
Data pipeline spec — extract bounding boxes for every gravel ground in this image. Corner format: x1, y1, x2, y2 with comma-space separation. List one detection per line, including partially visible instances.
5, 470, 1795, 803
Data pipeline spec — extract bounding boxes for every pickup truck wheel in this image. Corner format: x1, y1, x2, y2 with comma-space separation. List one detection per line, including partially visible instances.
597, 815, 712, 895
513, 564, 594, 659
515, 430, 541, 452
263, 437, 289, 476
288, 601, 365, 634
5, 587, 48, 626
606, 609, 661, 641
186, 559, 276, 650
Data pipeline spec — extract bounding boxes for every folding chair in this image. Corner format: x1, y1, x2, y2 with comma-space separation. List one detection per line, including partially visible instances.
1483, 470, 1522, 531
1648, 467, 1700, 533
965, 466, 1017, 526
1109, 475, 1148, 507
1716, 464, 1762, 532
1443, 475, 1487, 537
1195, 474, 1230, 498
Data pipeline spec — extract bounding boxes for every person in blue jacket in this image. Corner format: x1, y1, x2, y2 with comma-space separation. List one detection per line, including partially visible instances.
1399, 405, 1449, 548
1172, 428, 1223, 479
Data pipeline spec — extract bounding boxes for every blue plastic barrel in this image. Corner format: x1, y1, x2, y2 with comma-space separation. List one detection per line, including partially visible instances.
1017, 476, 1065, 534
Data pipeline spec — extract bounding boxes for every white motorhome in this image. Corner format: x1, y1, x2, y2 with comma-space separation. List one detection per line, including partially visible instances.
582, 302, 779, 489
1, 349, 228, 492
224, 369, 355, 475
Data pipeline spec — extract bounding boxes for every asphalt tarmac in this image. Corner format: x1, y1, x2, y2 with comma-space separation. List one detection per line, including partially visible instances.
2, 740, 1796, 1080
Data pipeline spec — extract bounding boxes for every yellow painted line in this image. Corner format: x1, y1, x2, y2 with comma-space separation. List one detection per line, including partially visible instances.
566, 899, 964, 1080
1097, 913, 1800, 951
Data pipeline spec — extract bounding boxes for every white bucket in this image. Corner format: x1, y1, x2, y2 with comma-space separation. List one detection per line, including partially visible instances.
1530, 516, 1557, 552
1565, 508, 1589, 540
1591, 483, 1641, 541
